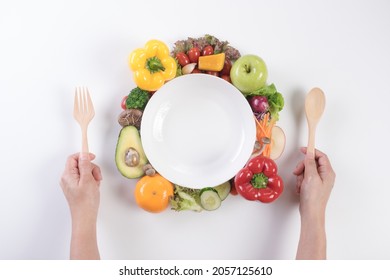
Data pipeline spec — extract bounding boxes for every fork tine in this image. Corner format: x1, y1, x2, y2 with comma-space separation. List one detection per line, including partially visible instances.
81, 87, 86, 114
73, 87, 79, 119
84, 87, 88, 114
85, 87, 95, 116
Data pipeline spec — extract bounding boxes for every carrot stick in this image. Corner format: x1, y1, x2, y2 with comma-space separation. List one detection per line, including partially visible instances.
255, 118, 267, 136
254, 113, 276, 158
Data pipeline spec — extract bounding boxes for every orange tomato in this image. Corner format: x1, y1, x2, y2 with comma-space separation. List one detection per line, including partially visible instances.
134, 174, 174, 213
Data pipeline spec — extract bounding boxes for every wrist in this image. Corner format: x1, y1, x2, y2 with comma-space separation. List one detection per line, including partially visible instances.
300, 211, 325, 229
70, 204, 98, 220
70, 212, 98, 241
70, 208, 98, 232
300, 204, 326, 222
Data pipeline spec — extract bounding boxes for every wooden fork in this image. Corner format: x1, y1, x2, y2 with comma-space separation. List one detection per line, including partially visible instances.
73, 86, 95, 154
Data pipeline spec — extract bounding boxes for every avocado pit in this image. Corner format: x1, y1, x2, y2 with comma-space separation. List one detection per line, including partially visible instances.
125, 148, 140, 167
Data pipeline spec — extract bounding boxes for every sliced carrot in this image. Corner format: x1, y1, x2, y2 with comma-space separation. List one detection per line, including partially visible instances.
256, 119, 267, 136
254, 113, 276, 158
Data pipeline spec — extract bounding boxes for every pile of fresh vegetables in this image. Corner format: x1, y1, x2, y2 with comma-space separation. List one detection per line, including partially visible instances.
171, 34, 241, 82
115, 34, 287, 213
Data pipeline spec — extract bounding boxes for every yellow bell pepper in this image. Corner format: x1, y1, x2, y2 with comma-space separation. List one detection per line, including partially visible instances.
128, 40, 177, 91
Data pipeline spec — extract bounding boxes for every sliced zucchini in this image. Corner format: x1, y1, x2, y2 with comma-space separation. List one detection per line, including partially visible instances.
199, 188, 221, 211
213, 181, 231, 201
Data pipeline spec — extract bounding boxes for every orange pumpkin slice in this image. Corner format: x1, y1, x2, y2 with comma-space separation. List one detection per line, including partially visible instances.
198, 53, 225, 72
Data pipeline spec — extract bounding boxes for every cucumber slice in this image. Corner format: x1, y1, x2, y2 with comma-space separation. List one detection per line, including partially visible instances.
199, 188, 221, 211
213, 181, 231, 201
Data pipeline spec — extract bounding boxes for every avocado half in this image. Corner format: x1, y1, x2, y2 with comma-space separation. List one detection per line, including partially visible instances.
115, 126, 148, 178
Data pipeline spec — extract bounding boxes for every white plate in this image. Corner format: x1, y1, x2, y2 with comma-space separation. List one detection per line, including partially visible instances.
141, 74, 256, 189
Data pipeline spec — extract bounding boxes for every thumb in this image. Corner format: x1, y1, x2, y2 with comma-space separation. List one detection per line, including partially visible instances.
304, 151, 318, 176
78, 153, 92, 175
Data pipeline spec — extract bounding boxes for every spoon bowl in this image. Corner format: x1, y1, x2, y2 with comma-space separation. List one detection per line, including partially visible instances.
305, 87, 326, 155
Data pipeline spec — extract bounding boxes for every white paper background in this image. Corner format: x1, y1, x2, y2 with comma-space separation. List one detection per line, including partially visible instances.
0, 0, 389, 259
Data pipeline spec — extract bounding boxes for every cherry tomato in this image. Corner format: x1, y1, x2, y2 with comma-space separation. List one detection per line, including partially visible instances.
220, 59, 232, 76
187, 47, 201, 63
220, 75, 231, 83
202, 45, 214, 56
206, 70, 219, 76
121, 96, 127, 110
175, 52, 190, 67
229, 178, 238, 195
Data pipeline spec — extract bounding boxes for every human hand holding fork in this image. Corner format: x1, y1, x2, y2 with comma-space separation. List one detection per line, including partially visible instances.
59, 86, 101, 259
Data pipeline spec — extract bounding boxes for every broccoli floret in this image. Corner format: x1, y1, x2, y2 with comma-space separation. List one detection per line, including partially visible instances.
126, 87, 150, 110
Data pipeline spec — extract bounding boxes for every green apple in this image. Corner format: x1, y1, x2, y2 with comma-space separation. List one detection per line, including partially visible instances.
230, 54, 268, 94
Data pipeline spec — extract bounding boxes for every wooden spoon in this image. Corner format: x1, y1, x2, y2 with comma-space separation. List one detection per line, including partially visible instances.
305, 87, 326, 156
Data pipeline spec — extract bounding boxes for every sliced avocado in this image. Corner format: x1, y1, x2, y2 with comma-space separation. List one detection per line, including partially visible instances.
115, 126, 147, 178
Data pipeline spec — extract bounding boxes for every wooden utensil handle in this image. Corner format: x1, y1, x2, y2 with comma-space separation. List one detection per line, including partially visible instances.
307, 123, 316, 156
81, 126, 89, 154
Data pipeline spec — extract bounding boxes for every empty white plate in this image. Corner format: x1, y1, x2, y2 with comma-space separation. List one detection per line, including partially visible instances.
140, 74, 256, 189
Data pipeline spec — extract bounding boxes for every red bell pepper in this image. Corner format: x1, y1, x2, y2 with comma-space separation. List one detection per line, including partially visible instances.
234, 155, 283, 203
